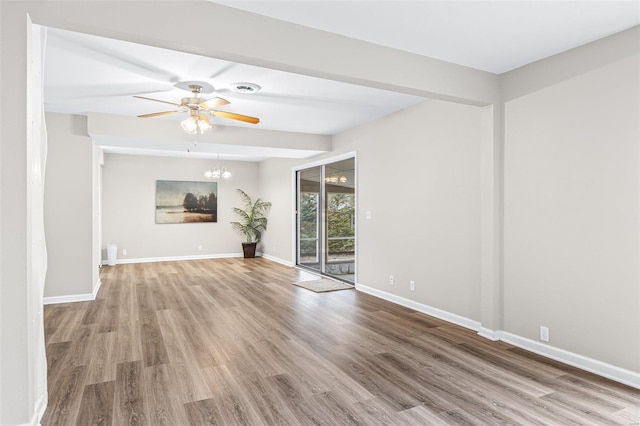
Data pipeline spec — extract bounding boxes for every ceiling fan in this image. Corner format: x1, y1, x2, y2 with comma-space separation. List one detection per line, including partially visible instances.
133, 84, 259, 134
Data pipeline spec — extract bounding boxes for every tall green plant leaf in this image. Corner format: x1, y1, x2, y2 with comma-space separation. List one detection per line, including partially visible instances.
230, 189, 272, 243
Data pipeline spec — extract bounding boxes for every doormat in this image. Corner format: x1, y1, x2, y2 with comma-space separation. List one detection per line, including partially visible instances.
293, 278, 353, 293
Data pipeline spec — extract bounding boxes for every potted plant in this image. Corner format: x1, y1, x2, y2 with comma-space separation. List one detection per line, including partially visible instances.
230, 189, 272, 258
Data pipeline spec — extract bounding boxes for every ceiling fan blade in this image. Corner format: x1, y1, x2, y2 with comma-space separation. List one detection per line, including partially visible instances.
138, 110, 182, 118
212, 110, 260, 124
199, 96, 230, 109
133, 95, 181, 107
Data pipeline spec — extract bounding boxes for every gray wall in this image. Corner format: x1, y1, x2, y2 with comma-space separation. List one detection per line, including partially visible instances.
102, 154, 259, 261
260, 99, 484, 321
44, 114, 97, 298
502, 28, 640, 372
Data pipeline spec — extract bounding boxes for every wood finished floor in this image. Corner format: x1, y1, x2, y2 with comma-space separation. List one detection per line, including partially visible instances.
43, 258, 640, 425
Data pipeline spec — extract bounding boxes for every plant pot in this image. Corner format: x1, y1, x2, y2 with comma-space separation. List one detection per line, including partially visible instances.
242, 242, 257, 258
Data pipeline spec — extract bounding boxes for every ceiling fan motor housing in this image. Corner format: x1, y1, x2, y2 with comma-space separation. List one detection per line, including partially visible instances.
182, 97, 205, 108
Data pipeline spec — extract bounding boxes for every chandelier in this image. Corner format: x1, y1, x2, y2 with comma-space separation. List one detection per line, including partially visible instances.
181, 110, 213, 134
325, 175, 347, 184
204, 153, 231, 179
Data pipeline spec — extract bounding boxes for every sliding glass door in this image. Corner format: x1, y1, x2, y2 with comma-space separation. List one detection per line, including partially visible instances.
296, 158, 355, 283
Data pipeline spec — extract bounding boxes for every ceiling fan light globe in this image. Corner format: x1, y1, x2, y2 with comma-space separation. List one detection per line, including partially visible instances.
204, 170, 213, 178
198, 117, 213, 133
211, 169, 222, 179
181, 116, 198, 134
222, 170, 232, 179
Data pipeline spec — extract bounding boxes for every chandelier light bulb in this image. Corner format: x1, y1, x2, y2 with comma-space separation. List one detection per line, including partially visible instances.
204, 166, 231, 179
204, 152, 232, 180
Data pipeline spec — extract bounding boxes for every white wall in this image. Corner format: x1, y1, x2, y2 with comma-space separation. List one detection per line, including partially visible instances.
0, 16, 48, 426
102, 153, 259, 262
258, 158, 302, 264
44, 113, 96, 298
502, 31, 640, 372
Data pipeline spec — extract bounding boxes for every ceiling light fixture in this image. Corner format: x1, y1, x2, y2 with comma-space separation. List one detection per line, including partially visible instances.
181, 111, 213, 135
204, 153, 232, 179
325, 175, 347, 184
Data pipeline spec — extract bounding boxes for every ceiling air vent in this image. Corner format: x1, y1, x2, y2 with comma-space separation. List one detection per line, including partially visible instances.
231, 82, 261, 94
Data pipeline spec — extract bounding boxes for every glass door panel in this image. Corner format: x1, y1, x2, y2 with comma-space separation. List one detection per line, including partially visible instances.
324, 159, 355, 283
297, 167, 322, 273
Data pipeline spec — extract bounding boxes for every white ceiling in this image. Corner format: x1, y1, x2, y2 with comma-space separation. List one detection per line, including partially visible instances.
43, 1, 639, 161
44, 28, 424, 137
213, 0, 640, 74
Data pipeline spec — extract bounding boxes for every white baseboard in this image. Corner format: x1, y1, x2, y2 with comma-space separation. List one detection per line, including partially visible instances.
478, 327, 503, 341
500, 332, 640, 390
16, 385, 47, 425
355, 282, 640, 390
355, 283, 482, 332
92, 278, 102, 296
43, 278, 102, 305
101, 252, 243, 266
33, 391, 47, 426
257, 252, 294, 267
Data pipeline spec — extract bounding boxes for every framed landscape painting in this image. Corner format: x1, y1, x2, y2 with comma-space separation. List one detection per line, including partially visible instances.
155, 180, 217, 224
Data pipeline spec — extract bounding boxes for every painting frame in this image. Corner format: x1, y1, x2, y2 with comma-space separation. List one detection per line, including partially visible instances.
155, 180, 218, 224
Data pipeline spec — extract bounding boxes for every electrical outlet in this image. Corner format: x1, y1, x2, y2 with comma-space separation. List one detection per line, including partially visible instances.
122, 249, 127, 256
197, 245, 203, 251
389, 275, 394, 286
540, 326, 549, 342
410, 280, 415, 291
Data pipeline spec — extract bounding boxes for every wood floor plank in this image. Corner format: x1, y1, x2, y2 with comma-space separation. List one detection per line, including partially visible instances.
75, 381, 115, 426
350, 398, 400, 426
114, 360, 149, 426
183, 398, 222, 426
114, 320, 144, 364
266, 373, 332, 425
140, 313, 169, 367
309, 391, 364, 425
234, 373, 299, 425
396, 405, 452, 426
47, 307, 86, 344
43, 258, 640, 425
46, 341, 72, 390
143, 364, 189, 425
86, 331, 117, 384
81, 299, 105, 325
41, 365, 88, 425
155, 309, 213, 403
200, 365, 263, 425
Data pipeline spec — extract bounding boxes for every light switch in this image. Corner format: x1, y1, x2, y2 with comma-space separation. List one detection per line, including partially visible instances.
366, 210, 372, 220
